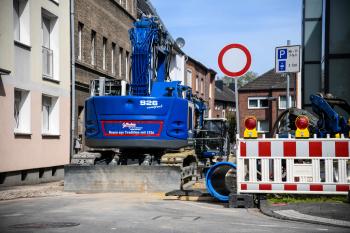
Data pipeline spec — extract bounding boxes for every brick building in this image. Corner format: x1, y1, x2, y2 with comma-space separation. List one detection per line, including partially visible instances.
73, 0, 136, 141
186, 56, 216, 118
213, 80, 235, 119
238, 69, 295, 137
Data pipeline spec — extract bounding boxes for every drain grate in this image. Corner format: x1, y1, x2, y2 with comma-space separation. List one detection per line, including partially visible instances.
9, 222, 80, 229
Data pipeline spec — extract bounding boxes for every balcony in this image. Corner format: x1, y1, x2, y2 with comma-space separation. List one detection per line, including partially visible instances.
42, 46, 53, 79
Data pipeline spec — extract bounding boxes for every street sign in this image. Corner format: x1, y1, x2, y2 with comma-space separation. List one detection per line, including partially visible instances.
218, 43, 251, 137
218, 44, 251, 78
275, 45, 300, 73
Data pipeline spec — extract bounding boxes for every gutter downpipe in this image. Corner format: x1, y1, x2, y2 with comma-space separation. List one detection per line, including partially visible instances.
70, 0, 75, 161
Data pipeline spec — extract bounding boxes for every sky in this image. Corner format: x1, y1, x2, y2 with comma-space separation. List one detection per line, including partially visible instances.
151, 0, 302, 77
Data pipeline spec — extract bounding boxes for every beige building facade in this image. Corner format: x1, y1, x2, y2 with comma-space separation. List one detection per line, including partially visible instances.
0, 0, 70, 185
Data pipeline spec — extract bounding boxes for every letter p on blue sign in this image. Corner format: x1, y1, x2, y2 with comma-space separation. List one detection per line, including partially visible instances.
278, 49, 287, 59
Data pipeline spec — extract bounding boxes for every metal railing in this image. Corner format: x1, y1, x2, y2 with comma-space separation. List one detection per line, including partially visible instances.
90, 77, 122, 96
42, 46, 53, 79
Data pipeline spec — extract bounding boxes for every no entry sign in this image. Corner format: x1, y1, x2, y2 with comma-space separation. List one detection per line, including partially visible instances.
218, 44, 251, 77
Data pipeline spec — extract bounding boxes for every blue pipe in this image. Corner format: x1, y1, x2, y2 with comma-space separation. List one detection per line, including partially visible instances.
205, 162, 237, 202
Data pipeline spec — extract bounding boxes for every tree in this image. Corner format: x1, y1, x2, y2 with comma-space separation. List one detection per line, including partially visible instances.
237, 71, 258, 87
220, 71, 258, 88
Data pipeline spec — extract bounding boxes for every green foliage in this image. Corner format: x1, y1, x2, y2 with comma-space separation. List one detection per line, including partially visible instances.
267, 194, 348, 204
221, 71, 258, 88
227, 113, 236, 143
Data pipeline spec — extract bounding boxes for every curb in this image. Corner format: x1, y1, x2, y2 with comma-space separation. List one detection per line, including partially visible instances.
259, 200, 350, 229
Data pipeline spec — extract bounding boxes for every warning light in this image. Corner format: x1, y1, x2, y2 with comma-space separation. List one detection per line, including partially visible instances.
244, 116, 257, 139
295, 115, 310, 138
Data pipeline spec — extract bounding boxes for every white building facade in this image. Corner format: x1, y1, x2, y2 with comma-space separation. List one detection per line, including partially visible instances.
0, 0, 70, 186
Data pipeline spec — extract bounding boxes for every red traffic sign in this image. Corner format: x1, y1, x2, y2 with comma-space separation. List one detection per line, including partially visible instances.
218, 43, 251, 77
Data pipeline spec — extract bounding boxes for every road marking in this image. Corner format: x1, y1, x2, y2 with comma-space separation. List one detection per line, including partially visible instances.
275, 209, 350, 228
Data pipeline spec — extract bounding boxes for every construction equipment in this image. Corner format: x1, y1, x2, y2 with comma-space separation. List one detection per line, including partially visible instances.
272, 93, 350, 138
66, 16, 231, 192
194, 118, 230, 164
206, 93, 350, 203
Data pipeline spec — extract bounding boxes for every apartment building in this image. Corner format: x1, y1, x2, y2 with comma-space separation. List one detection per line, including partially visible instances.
0, 0, 70, 186
186, 56, 216, 118
302, 0, 350, 113
213, 80, 235, 119
73, 0, 136, 142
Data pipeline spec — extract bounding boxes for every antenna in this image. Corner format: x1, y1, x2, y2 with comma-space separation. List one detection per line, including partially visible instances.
175, 37, 185, 48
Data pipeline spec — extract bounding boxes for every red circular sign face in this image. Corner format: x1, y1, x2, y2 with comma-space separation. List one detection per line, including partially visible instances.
218, 44, 251, 77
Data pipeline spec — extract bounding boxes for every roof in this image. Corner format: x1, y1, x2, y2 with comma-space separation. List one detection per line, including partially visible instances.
239, 69, 295, 91
187, 56, 217, 75
215, 81, 235, 103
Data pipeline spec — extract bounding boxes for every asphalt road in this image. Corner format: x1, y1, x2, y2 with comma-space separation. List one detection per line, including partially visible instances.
0, 193, 348, 233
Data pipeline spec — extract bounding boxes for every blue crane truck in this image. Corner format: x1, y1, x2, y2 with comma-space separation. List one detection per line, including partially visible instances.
64, 16, 230, 192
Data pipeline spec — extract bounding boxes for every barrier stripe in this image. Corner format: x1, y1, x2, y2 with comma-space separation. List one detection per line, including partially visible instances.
283, 142, 296, 157
240, 183, 350, 192
238, 140, 350, 158
284, 184, 297, 191
310, 184, 323, 191
336, 185, 349, 192
335, 141, 349, 157
240, 142, 246, 157
259, 142, 271, 157
309, 141, 322, 157
259, 184, 272, 190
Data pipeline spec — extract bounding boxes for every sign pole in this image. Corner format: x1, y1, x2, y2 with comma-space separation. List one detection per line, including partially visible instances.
218, 43, 251, 138
286, 40, 291, 109
235, 77, 240, 135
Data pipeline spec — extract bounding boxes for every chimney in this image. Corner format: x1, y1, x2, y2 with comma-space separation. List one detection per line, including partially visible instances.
228, 83, 235, 92
216, 80, 223, 91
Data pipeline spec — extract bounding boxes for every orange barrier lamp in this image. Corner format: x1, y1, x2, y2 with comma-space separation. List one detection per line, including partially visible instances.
244, 116, 257, 139
295, 115, 310, 138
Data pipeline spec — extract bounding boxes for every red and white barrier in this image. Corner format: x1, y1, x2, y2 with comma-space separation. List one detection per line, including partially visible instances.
236, 135, 350, 195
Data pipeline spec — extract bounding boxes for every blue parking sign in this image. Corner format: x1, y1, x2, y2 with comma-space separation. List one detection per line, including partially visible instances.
278, 49, 287, 59
279, 61, 286, 71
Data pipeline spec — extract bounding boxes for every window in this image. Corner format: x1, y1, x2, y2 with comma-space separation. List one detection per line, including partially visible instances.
186, 69, 192, 87
257, 120, 269, 133
111, 43, 116, 74
42, 95, 59, 135
13, 0, 30, 45
196, 75, 199, 92
222, 110, 226, 118
119, 47, 123, 78
125, 51, 129, 81
41, 9, 58, 80
102, 37, 107, 70
248, 97, 269, 109
42, 15, 53, 79
91, 30, 96, 65
14, 89, 30, 133
78, 22, 83, 60
201, 78, 204, 94
279, 95, 295, 109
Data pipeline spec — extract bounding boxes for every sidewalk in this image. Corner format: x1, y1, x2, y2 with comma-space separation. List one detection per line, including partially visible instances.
260, 199, 350, 228
0, 181, 66, 201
